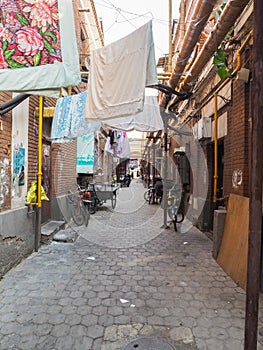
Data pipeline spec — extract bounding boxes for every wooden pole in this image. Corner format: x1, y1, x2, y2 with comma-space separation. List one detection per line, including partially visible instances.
213, 94, 218, 203
244, 1, 263, 348
168, 0, 172, 73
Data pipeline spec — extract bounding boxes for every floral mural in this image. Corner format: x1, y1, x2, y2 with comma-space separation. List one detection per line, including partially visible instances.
0, 0, 62, 69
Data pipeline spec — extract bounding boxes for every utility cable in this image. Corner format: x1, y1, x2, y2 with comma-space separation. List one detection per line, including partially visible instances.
0, 94, 30, 115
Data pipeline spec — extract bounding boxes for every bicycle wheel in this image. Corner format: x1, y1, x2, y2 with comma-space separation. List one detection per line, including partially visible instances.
176, 208, 184, 223
148, 192, 154, 205
111, 193, 117, 209
173, 219, 177, 232
71, 201, 84, 226
168, 206, 175, 220
88, 198, 97, 214
144, 189, 150, 201
67, 190, 75, 203
83, 205, 90, 227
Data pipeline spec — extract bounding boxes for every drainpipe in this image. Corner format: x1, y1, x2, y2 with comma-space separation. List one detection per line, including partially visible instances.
213, 94, 218, 203
181, 0, 250, 92
174, 28, 253, 122
179, 0, 185, 43
232, 30, 253, 76
168, 0, 217, 90
216, 30, 253, 94
0, 94, 30, 115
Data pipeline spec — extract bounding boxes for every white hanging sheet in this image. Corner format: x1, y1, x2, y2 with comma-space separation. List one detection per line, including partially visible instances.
85, 21, 158, 121
103, 95, 164, 131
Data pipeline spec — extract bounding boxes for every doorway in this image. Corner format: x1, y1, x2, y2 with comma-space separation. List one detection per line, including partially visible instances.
41, 142, 52, 223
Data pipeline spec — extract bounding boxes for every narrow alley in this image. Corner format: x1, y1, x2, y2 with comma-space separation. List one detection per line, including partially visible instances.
0, 180, 262, 350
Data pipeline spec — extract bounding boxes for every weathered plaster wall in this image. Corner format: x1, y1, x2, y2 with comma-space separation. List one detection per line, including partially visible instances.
0, 207, 35, 278
11, 94, 29, 209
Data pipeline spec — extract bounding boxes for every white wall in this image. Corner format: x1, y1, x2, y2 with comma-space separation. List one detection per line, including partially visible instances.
11, 94, 29, 208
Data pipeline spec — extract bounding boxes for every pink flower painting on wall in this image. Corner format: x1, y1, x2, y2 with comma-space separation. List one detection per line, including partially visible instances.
0, 0, 62, 69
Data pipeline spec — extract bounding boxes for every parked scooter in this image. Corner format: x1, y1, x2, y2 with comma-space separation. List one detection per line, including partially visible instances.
120, 173, 131, 187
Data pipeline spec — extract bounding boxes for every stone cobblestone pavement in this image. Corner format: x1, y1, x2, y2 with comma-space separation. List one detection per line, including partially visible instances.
1, 181, 263, 349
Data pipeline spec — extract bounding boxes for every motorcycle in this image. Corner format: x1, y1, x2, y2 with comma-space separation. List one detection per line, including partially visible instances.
120, 174, 131, 187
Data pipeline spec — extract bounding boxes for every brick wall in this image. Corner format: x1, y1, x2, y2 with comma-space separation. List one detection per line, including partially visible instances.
27, 96, 39, 186
223, 80, 250, 198
52, 141, 78, 197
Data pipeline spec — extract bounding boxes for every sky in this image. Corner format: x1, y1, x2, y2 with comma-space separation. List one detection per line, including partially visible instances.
94, 0, 180, 61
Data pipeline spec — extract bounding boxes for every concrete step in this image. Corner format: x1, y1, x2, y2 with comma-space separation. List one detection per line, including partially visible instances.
41, 220, 65, 244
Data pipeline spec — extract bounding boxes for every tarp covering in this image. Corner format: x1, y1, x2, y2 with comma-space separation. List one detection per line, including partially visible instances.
85, 21, 158, 121
0, 0, 80, 96
103, 94, 164, 131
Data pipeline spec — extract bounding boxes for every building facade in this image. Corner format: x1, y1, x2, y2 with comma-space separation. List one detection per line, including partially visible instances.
0, 0, 104, 277
144, 0, 253, 234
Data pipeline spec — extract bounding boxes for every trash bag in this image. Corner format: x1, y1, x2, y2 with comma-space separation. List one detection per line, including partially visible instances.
26, 181, 49, 204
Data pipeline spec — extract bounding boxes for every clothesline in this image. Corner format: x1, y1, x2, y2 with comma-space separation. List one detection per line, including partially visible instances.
51, 20, 163, 143
51, 89, 164, 143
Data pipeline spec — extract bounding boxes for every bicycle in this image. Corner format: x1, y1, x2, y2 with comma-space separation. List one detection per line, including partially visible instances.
166, 186, 184, 232
144, 186, 154, 202
67, 186, 90, 226
144, 180, 163, 205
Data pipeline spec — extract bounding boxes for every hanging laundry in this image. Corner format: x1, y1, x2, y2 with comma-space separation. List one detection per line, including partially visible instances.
85, 21, 158, 121
103, 94, 164, 131
51, 91, 101, 143
105, 130, 130, 159
0, 0, 80, 96
76, 133, 95, 174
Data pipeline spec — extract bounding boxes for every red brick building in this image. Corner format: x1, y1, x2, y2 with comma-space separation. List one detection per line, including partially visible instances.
145, 0, 253, 233
0, 0, 103, 277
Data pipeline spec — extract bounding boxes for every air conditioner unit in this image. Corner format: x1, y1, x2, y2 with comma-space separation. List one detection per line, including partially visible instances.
197, 118, 212, 140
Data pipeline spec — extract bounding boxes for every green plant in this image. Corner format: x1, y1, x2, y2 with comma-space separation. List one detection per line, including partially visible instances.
213, 48, 231, 79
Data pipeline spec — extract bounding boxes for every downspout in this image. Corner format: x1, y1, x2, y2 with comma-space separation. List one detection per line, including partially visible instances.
181, 0, 251, 92
179, 0, 185, 43
168, 0, 217, 90
213, 30, 253, 95
178, 30, 254, 121
232, 30, 253, 76
0, 94, 30, 115
213, 94, 218, 203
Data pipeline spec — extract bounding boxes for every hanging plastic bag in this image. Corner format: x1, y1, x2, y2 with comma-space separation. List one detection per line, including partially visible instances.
26, 181, 49, 204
